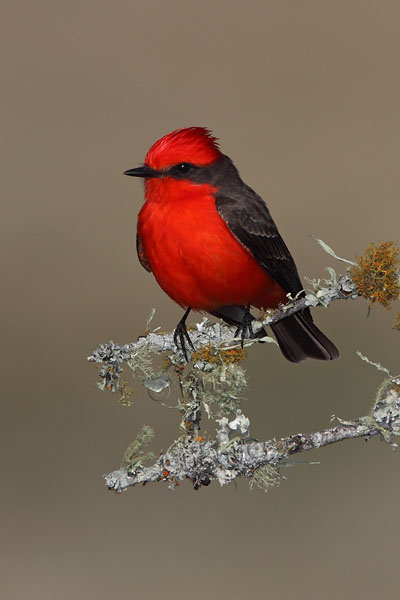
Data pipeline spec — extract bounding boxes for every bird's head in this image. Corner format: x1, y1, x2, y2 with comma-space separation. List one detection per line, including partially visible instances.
124, 127, 221, 180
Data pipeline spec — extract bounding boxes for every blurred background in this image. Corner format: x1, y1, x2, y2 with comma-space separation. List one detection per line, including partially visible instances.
2, 1, 400, 598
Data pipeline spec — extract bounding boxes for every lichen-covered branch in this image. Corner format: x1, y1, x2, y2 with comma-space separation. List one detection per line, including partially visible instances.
88, 274, 357, 391
100, 350, 400, 493
88, 242, 400, 492
104, 379, 400, 492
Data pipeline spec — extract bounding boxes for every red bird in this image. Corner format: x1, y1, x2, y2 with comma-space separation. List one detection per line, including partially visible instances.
125, 127, 339, 363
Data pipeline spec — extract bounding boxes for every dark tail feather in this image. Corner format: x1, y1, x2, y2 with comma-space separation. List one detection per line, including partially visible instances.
271, 308, 339, 363
211, 305, 339, 362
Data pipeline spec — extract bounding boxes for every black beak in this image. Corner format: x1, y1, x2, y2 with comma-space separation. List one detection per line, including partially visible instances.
123, 165, 159, 178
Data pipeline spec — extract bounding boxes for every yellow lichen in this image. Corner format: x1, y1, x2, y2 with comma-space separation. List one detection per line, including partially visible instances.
192, 343, 219, 364
349, 241, 400, 309
219, 348, 247, 365
117, 380, 134, 406
393, 311, 400, 331
163, 356, 173, 370
249, 464, 281, 492
192, 343, 247, 366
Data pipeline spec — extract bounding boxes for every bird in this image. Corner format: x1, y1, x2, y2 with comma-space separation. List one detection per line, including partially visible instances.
124, 127, 339, 363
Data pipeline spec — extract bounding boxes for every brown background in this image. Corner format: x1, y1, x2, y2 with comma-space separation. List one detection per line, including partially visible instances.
2, 1, 400, 598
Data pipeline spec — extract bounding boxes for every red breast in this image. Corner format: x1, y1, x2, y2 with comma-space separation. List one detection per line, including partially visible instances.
138, 177, 286, 311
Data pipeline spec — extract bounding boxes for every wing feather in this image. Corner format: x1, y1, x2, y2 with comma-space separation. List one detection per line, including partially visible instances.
215, 192, 303, 296
136, 233, 152, 273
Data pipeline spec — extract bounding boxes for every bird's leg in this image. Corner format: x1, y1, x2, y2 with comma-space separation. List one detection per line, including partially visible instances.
173, 307, 195, 361
234, 304, 254, 348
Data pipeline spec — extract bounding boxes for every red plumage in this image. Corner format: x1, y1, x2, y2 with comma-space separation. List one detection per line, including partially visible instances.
145, 127, 220, 170
139, 179, 286, 310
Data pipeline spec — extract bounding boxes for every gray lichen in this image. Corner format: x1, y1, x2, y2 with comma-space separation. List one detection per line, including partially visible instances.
107, 378, 399, 492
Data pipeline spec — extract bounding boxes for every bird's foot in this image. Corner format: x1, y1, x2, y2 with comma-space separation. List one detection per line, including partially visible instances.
234, 305, 255, 348
173, 308, 195, 362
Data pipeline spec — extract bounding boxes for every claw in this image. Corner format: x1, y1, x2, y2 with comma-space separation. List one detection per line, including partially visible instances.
234, 305, 255, 348
173, 308, 194, 361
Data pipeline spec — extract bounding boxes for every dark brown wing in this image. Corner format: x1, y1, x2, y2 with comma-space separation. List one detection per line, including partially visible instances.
215, 191, 339, 361
215, 192, 303, 296
136, 233, 152, 272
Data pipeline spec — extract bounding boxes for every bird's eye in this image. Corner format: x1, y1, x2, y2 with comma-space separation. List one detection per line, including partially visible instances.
177, 163, 191, 173
169, 162, 195, 178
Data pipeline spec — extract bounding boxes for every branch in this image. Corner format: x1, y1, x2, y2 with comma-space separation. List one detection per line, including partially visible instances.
105, 381, 400, 492
88, 274, 357, 385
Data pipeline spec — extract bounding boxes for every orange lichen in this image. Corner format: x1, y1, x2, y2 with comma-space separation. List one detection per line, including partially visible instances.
192, 343, 247, 366
349, 241, 400, 309
163, 469, 169, 478
192, 343, 219, 364
219, 348, 247, 365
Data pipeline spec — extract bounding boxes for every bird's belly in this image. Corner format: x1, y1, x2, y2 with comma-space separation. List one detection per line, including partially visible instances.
138, 196, 286, 311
